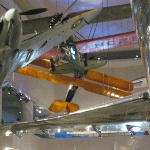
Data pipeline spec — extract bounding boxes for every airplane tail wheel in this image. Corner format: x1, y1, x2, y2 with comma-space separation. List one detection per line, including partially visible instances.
50, 58, 55, 72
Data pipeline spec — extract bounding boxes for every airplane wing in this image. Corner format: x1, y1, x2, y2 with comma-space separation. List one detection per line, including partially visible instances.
16, 65, 132, 98
50, 60, 107, 74
50, 63, 74, 74
0, 8, 102, 86
0, 90, 149, 137
22, 4, 131, 35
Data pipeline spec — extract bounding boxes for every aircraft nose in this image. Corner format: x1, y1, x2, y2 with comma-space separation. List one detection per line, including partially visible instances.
5, 8, 20, 22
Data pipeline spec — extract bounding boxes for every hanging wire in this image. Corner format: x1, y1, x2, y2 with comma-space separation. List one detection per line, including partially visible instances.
92, 23, 98, 39
68, 0, 70, 8
74, 34, 81, 41
76, 32, 86, 40
88, 24, 94, 39
56, 0, 57, 13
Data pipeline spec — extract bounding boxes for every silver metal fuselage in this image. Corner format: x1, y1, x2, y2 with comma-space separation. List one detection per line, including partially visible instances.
131, 0, 150, 89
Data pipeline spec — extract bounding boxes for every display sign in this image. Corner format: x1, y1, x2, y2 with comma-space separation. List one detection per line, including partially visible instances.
76, 32, 138, 53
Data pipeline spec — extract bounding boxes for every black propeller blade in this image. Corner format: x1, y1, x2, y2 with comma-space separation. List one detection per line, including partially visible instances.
19, 8, 48, 15
0, 4, 8, 11
0, 4, 47, 15
66, 86, 78, 102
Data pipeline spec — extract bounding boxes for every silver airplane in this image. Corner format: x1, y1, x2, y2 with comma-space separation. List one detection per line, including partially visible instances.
0, 0, 102, 87
0, 0, 150, 138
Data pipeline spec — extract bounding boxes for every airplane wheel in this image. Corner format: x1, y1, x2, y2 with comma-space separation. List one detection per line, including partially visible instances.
143, 92, 149, 100
50, 58, 55, 72
84, 53, 88, 67
84, 59, 88, 67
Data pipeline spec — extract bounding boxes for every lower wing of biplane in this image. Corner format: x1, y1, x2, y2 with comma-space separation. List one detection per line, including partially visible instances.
16, 64, 134, 113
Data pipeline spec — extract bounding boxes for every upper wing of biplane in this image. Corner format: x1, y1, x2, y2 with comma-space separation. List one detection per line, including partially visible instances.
16, 65, 133, 99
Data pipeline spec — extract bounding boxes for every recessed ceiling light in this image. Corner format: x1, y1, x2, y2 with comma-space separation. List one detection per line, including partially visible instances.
136, 55, 138, 58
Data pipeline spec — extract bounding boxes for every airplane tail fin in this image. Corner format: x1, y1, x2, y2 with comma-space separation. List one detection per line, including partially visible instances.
62, 0, 78, 20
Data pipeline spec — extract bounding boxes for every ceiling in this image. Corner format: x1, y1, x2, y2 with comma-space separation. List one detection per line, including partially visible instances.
0, 0, 142, 123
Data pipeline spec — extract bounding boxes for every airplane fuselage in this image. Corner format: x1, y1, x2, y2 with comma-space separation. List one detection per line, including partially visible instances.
60, 37, 82, 78
0, 8, 102, 86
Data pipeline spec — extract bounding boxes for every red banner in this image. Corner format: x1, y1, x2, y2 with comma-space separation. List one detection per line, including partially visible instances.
76, 32, 138, 53
35, 32, 138, 61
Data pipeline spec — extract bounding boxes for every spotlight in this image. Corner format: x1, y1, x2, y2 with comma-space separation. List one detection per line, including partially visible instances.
7, 86, 13, 94
17, 93, 23, 101
24, 96, 29, 103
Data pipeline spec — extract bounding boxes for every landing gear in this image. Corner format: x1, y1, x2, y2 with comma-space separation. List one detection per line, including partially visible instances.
50, 58, 55, 72
92, 125, 102, 138
84, 53, 88, 67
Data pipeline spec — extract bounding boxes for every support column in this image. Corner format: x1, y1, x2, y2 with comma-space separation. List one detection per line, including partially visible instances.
21, 101, 33, 122
0, 89, 2, 124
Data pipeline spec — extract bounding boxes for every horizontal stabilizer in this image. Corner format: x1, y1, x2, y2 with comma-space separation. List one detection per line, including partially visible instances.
62, 0, 78, 20
50, 60, 107, 74
82, 60, 107, 70
50, 63, 74, 74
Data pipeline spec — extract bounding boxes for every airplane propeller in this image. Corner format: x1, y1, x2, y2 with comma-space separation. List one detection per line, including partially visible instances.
66, 86, 78, 102
0, 4, 48, 15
